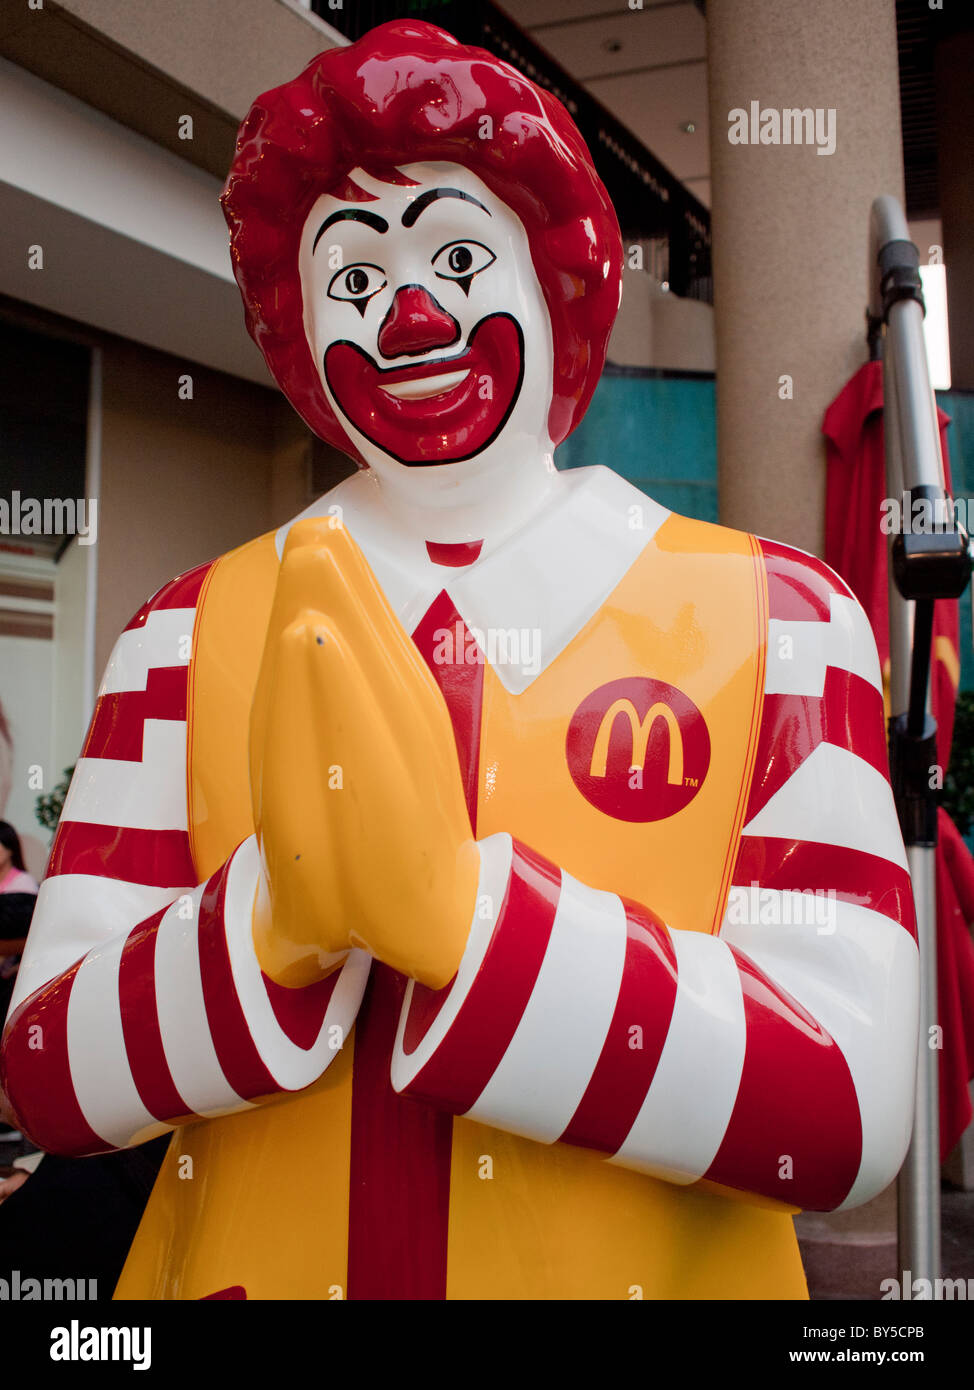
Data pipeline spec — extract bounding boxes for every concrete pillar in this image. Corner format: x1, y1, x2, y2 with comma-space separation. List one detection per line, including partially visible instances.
706, 0, 905, 555
935, 30, 974, 392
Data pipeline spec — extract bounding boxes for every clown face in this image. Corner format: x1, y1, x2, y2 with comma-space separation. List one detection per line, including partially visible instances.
299, 163, 554, 473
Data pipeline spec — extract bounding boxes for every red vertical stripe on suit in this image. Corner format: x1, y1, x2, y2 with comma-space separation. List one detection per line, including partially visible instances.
560, 899, 678, 1153
399, 840, 561, 1111
196, 860, 279, 1101
346, 592, 484, 1300
0, 963, 111, 1155
411, 589, 483, 833
705, 947, 862, 1209
119, 908, 193, 1122
347, 964, 454, 1300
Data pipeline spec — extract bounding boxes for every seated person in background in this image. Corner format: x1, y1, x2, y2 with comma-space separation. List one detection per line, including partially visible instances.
0, 819, 37, 1027
0, 820, 37, 1143
0, 820, 39, 901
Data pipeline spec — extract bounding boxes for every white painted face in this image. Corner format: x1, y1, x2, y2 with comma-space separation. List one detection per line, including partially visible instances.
298, 163, 554, 476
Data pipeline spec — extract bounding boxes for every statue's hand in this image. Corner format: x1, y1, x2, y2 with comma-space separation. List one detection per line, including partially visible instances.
249, 518, 479, 990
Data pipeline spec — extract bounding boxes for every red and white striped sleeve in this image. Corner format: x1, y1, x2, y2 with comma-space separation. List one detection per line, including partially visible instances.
391, 542, 919, 1212
0, 567, 368, 1157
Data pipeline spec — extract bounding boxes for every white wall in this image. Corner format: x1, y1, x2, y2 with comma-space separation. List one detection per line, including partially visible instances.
52, 536, 92, 783
0, 633, 54, 880
609, 270, 715, 372
0, 58, 273, 388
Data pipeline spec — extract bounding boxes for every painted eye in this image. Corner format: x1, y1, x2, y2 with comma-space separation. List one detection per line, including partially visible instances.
327, 264, 387, 304
431, 241, 496, 289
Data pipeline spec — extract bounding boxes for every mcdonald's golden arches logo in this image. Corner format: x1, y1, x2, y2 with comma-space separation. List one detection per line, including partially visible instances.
566, 677, 711, 822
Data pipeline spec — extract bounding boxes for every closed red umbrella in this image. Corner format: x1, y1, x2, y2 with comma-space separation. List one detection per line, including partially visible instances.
824, 358, 974, 1159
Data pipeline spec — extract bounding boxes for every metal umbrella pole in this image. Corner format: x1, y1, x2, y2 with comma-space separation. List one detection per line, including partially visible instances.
868, 194, 972, 1293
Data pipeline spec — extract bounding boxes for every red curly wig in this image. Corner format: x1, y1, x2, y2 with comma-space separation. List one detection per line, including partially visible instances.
221, 20, 622, 465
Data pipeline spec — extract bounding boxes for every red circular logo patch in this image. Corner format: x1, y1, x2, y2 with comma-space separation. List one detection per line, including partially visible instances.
566, 677, 711, 823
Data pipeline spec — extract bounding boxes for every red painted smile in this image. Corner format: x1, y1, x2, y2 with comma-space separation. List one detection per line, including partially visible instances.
324, 313, 524, 465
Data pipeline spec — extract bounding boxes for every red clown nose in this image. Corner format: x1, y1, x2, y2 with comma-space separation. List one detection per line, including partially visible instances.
377, 285, 460, 359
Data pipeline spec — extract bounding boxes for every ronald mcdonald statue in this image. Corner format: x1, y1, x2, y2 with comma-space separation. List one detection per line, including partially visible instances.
0, 22, 918, 1300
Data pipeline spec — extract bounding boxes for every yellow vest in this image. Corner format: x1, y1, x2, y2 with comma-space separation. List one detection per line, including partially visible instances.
115, 510, 807, 1300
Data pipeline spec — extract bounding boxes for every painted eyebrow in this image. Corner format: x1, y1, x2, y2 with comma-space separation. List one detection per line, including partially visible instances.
312, 208, 389, 253
401, 188, 491, 228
